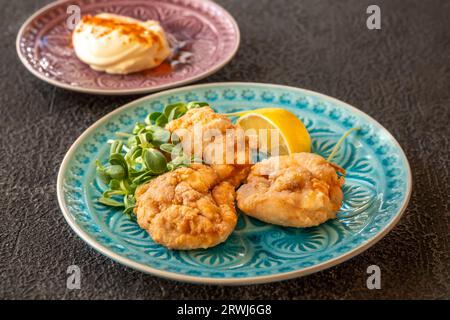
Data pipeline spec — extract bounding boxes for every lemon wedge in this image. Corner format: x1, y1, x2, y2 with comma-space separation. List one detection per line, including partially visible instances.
234, 108, 311, 155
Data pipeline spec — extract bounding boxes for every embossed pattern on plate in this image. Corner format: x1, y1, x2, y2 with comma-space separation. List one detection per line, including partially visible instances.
17, 0, 240, 94
57, 83, 412, 284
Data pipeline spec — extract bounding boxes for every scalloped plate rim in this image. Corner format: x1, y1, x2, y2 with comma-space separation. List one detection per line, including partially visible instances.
16, 0, 240, 95
56, 82, 412, 285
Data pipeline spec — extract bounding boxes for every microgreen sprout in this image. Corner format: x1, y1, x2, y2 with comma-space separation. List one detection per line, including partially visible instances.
95, 102, 205, 218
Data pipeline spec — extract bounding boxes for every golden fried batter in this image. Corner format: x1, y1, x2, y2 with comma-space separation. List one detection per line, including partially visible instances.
236, 153, 345, 227
166, 106, 251, 186
134, 164, 237, 249
166, 106, 235, 134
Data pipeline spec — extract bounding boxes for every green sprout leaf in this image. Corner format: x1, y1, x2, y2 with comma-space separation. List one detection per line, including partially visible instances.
98, 197, 124, 207
155, 113, 168, 127
123, 194, 137, 220
163, 102, 185, 117
159, 143, 175, 153
132, 122, 146, 135
109, 179, 121, 191
145, 112, 162, 125
142, 148, 167, 174
186, 101, 209, 110
168, 153, 190, 170
105, 165, 125, 180
109, 153, 128, 176
109, 140, 123, 155
131, 171, 154, 185
95, 160, 111, 184
151, 129, 171, 145
137, 132, 153, 148
125, 145, 142, 164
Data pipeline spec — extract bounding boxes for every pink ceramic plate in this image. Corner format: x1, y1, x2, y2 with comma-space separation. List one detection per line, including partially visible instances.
16, 0, 240, 95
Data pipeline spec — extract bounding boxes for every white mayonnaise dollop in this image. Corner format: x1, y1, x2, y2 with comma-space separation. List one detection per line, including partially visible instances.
72, 13, 171, 74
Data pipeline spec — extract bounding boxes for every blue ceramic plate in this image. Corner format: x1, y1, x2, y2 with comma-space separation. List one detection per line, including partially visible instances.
57, 83, 412, 284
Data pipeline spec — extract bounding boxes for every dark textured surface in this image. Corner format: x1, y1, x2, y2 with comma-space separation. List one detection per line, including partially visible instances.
1, 0, 449, 299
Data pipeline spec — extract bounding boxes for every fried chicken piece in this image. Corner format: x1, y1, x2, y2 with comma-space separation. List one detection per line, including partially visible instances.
134, 164, 237, 249
166, 106, 235, 134
236, 153, 345, 227
166, 106, 252, 186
